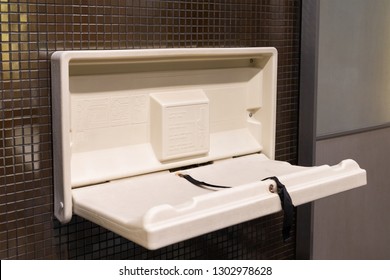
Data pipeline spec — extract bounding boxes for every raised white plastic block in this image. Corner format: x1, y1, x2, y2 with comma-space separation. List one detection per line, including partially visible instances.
51, 47, 367, 250
150, 89, 209, 161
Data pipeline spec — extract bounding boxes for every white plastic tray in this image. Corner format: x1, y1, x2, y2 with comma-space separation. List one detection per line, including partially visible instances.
51, 48, 366, 250
72, 154, 366, 249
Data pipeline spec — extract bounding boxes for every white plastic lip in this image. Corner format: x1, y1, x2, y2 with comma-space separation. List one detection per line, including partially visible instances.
52, 47, 277, 62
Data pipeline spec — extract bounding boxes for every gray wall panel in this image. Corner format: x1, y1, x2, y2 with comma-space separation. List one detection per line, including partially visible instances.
314, 127, 390, 259
317, 0, 390, 136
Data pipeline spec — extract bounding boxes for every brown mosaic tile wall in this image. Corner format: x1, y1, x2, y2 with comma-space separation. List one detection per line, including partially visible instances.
1, 0, 300, 259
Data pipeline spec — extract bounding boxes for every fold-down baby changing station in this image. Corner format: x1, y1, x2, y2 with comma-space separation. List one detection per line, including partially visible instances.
51, 48, 366, 250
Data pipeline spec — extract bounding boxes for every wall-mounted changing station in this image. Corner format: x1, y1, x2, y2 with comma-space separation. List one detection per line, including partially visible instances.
51, 48, 366, 250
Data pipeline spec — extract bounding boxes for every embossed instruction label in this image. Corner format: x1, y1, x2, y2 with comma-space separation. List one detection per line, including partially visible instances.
72, 94, 148, 132
164, 104, 209, 159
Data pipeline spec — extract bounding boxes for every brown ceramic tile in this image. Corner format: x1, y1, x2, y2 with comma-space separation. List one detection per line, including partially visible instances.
1, 0, 301, 259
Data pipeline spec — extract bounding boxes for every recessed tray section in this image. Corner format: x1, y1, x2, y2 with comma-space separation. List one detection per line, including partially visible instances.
62, 49, 277, 188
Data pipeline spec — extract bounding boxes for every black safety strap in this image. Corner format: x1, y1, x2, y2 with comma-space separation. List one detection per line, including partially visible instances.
177, 173, 232, 190
178, 173, 294, 241
262, 176, 294, 241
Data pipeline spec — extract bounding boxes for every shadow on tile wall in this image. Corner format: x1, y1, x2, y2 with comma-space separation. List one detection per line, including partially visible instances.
0, 0, 300, 259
